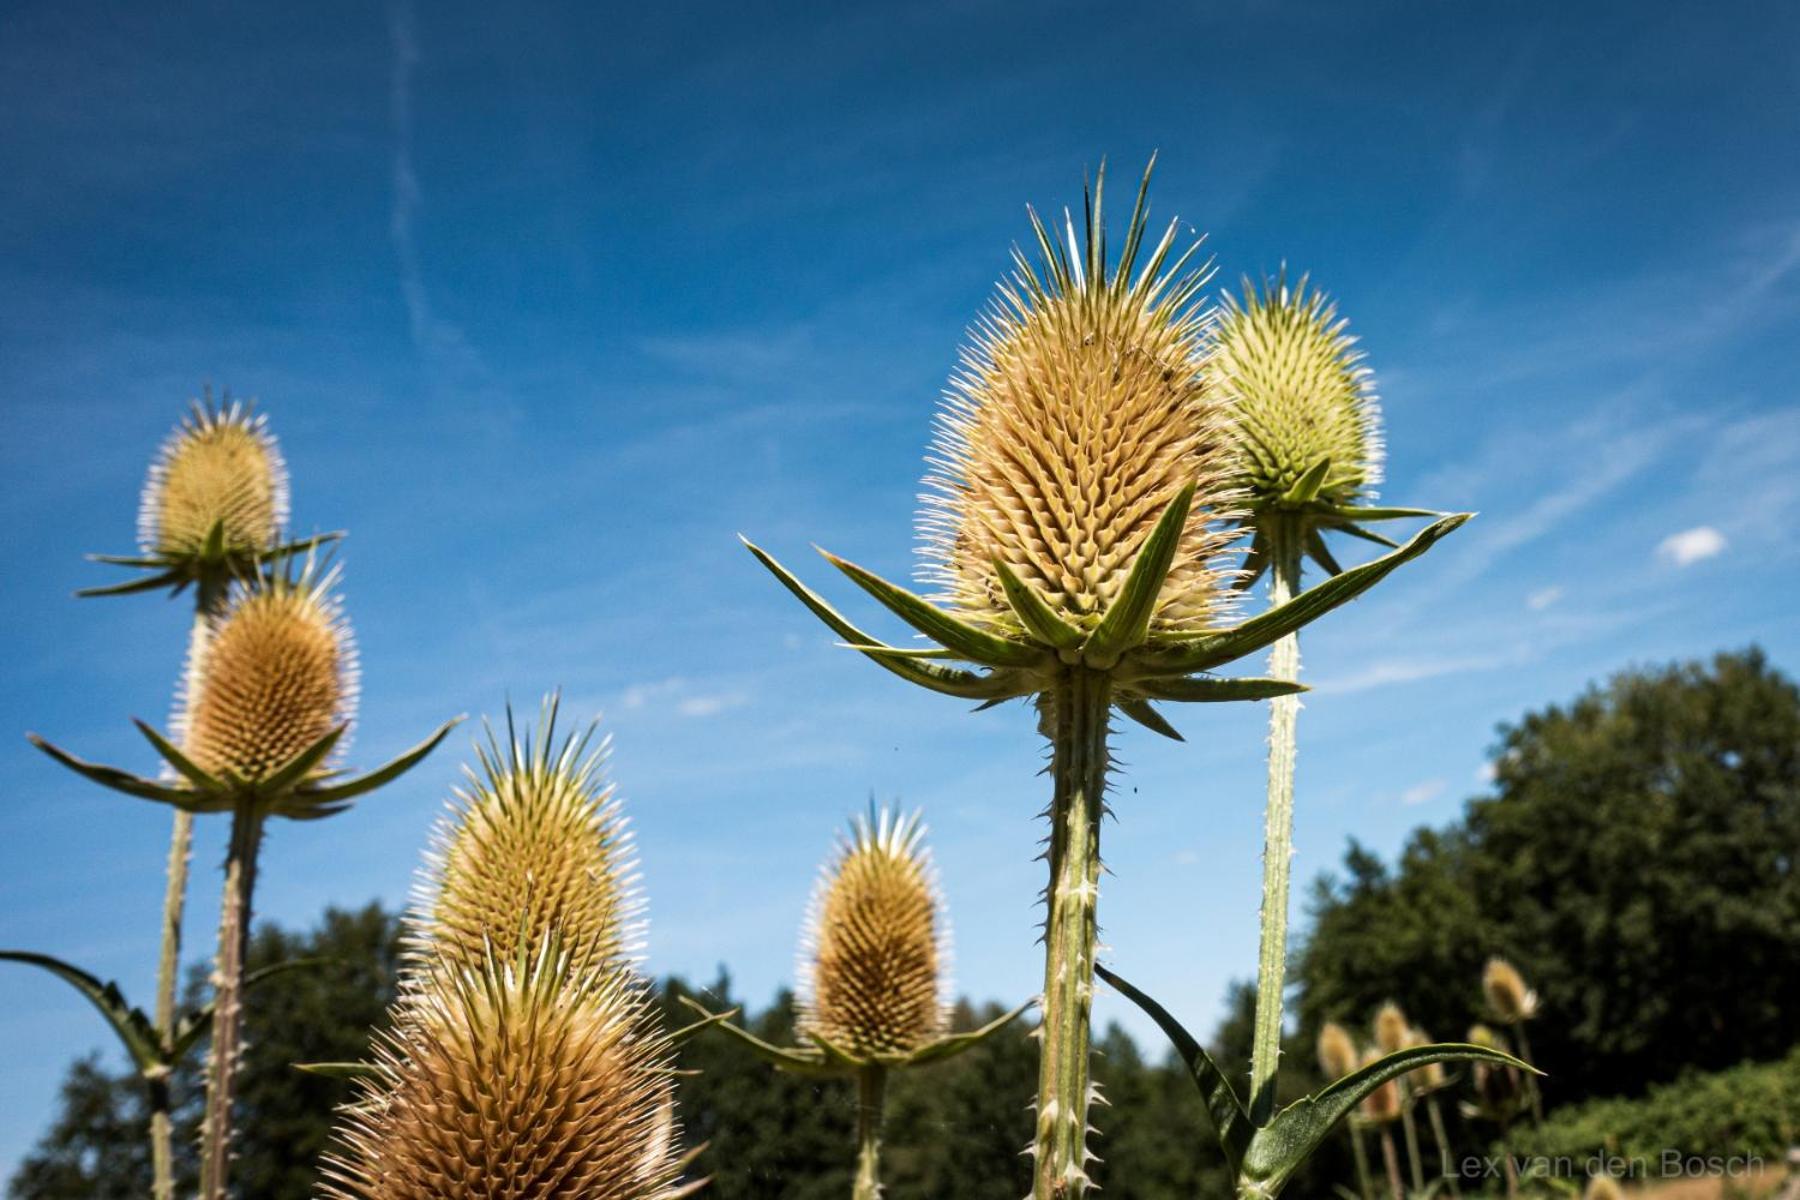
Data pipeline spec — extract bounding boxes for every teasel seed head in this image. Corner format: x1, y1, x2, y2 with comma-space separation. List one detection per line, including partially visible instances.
919, 160, 1242, 643
1316, 1020, 1359, 1080
1466, 1024, 1522, 1115
1356, 1048, 1401, 1124
1483, 956, 1539, 1024
1373, 1001, 1409, 1055
180, 562, 356, 784
412, 699, 642, 982
1584, 1174, 1626, 1200
1405, 1026, 1448, 1091
797, 806, 949, 1058
1209, 275, 1381, 515
320, 944, 686, 1200
139, 397, 289, 562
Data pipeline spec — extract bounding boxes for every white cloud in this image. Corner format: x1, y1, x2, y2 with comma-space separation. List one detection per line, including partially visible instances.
1657, 525, 1728, 567
1526, 585, 1564, 611
1401, 778, 1447, 807
620, 676, 747, 718
676, 693, 746, 719
1476, 761, 1498, 784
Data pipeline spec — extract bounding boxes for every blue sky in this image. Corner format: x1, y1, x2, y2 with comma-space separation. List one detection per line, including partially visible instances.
3, 0, 1798, 1174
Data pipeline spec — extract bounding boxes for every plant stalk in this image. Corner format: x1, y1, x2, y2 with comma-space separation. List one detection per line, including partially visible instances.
1425, 1094, 1460, 1195
853, 1064, 887, 1200
198, 799, 266, 1200
1401, 1097, 1427, 1194
1248, 524, 1303, 1126
1032, 667, 1111, 1200
1350, 1121, 1376, 1200
1380, 1128, 1405, 1200
1513, 1024, 1545, 1125
151, 570, 226, 1200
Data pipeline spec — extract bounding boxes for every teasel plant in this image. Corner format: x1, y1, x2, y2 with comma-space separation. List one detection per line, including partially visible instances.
688, 806, 1027, 1200
1403, 1025, 1461, 1195
1318, 1021, 1376, 1200
316, 699, 702, 1199
1355, 1047, 1407, 1200
2, 397, 339, 1200
1482, 957, 1544, 1123
1372, 1003, 1433, 1195
27, 554, 458, 1200
743, 158, 1475, 1200
1461, 1023, 1527, 1199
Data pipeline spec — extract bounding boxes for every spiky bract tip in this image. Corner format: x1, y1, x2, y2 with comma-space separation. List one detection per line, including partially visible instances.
412, 698, 641, 981
319, 947, 685, 1200
139, 397, 289, 560
1483, 956, 1539, 1024
182, 562, 356, 783
1209, 275, 1382, 513
920, 160, 1242, 642
1316, 1020, 1359, 1080
797, 806, 948, 1058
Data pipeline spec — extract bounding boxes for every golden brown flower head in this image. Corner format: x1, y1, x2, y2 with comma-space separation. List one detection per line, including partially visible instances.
181, 565, 356, 783
1374, 1001, 1409, 1055
320, 947, 685, 1200
1356, 1048, 1401, 1124
139, 398, 288, 561
1404, 1026, 1448, 1091
1483, 957, 1539, 1024
412, 702, 641, 981
920, 163, 1241, 642
1317, 1021, 1359, 1080
797, 807, 948, 1058
1209, 276, 1381, 513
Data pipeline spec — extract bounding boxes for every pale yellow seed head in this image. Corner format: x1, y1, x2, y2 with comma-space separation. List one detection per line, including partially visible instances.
920, 170, 1242, 641
181, 568, 356, 783
320, 949, 685, 1200
1356, 1048, 1401, 1123
1405, 1026, 1447, 1091
139, 399, 288, 559
1209, 276, 1382, 511
797, 808, 948, 1058
412, 708, 640, 982
1374, 1001, 1409, 1055
1317, 1020, 1359, 1080
1483, 957, 1539, 1024
1584, 1174, 1626, 1200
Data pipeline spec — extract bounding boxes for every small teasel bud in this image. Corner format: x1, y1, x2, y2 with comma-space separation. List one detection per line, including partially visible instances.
319, 947, 687, 1200
412, 702, 641, 981
139, 397, 289, 561
1373, 1001, 1409, 1055
919, 165, 1243, 640
1208, 275, 1381, 512
797, 807, 948, 1058
1316, 1020, 1359, 1080
1483, 957, 1539, 1024
1356, 1048, 1401, 1124
181, 564, 356, 783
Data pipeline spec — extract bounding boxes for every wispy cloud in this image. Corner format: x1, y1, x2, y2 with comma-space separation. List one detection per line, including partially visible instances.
1401, 778, 1447, 806
619, 676, 748, 719
1526, 585, 1564, 611
1657, 525, 1727, 567
1313, 651, 1514, 695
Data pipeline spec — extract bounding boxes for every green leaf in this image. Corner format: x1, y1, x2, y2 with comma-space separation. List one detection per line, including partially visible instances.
675, 996, 840, 1076
1329, 505, 1441, 522
993, 558, 1084, 651
293, 1061, 383, 1080
1134, 676, 1307, 704
669, 1004, 743, 1045
27, 735, 225, 811
1281, 458, 1332, 507
132, 720, 225, 792
900, 998, 1034, 1066
0, 951, 165, 1075
291, 717, 461, 806
821, 550, 1048, 669
74, 569, 187, 599
1132, 514, 1471, 677
1082, 482, 1196, 665
1305, 529, 1343, 577
1117, 697, 1184, 741
1241, 1042, 1536, 1194
1326, 521, 1400, 550
170, 958, 329, 1061
258, 724, 347, 796
1097, 964, 1249, 1175
84, 552, 174, 568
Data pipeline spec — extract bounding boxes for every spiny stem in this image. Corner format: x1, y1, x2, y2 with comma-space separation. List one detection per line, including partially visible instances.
853, 1065, 887, 1200
198, 800, 266, 1200
1248, 523, 1303, 1125
151, 570, 227, 1200
1426, 1094, 1461, 1196
1033, 668, 1111, 1200
1351, 1122, 1376, 1200
1401, 1095, 1426, 1193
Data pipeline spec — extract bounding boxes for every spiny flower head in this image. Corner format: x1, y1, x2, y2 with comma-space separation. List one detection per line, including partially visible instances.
181, 563, 356, 783
320, 946, 685, 1200
1209, 275, 1381, 514
1356, 1048, 1401, 1124
797, 806, 948, 1058
920, 161, 1241, 642
1483, 957, 1539, 1024
1317, 1021, 1359, 1080
1374, 1001, 1409, 1055
412, 701, 641, 981
139, 397, 288, 561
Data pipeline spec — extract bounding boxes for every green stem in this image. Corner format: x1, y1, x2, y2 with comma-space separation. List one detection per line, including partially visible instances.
1513, 1025, 1545, 1126
198, 800, 265, 1200
1248, 523, 1303, 1126
1425, 1095, 1460, 1196
1032, 668, 1111, 1200
853, 1065, 887, 1200
151, 571, 227, 1200
1351, 1121, 1376, 1200
1380, 1127, 1405, 1200
1401, 1097, 1426, 1194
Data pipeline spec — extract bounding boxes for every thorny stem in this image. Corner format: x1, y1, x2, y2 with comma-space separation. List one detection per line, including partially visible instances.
1426, 1095, 1461, 1196
1513, 1025, 1545, 1125
198, 800, 266, 1200
1350, 1122, 1376, 1200
1249, 523, 1303, 1126
853, 1065, 887, 1200
151, 570, 227, 1200
1033, 667, 1111, 1200
1380, 1127, 1405, 1200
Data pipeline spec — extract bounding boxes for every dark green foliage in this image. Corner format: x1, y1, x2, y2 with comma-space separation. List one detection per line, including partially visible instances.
1297, 648, 1800, 1105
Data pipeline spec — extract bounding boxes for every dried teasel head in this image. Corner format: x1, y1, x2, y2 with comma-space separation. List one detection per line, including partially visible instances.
1356, 1048, 1401, 1124
1316, 1021, 1359, 1081
797, 806, 949, 1058
319, 945, 686, 1200
1373, 1001, 1409, 1056
180, 562, 356, 783
139, 397, 288, 562
1405, 1026, 1448, 1092
919, 160, 1241, 643
1483, 957, 1539, 1024
1209, 275, 1381, 516
411, 699, 641, 982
